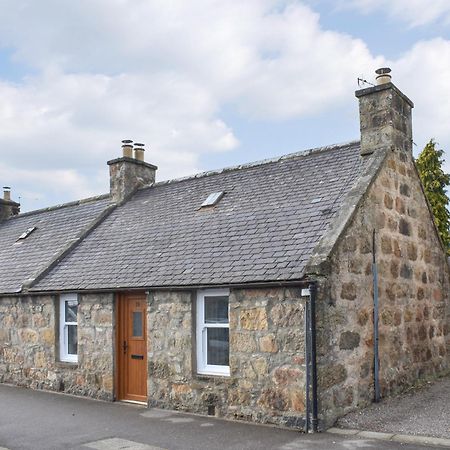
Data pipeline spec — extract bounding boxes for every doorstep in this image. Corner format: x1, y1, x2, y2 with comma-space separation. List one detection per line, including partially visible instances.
118, 399, 148, 407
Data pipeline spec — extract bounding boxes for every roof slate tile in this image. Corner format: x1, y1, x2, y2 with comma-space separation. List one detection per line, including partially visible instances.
0, 196, 111, 293
30, 141, 366, 291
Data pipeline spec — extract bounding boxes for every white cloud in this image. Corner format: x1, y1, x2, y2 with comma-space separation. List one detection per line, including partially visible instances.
393, 39, 450, 171
0, 71, 236, 191
339, 0, 450, 27
0, 0, 383, 210
0, 0, 378, 119
1, 0, 450, 211
0, 163, 95, 209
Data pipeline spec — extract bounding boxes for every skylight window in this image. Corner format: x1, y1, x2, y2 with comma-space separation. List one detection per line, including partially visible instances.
17, 227, 36, 241
201, 191, 225, 208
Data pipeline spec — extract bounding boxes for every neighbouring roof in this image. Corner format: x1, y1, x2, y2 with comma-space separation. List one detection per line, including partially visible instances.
28, 141, 368, 292
0, 196, 111, 293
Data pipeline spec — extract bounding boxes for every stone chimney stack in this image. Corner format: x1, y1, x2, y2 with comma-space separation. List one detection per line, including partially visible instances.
107, 140, 157, 204
0, 187, 20, 221
355, 68, 414, 156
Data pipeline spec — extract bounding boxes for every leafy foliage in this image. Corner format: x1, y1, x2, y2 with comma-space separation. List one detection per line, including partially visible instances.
416, 139, 450, 254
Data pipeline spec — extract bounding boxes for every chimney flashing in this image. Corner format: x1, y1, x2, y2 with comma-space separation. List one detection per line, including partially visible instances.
355, 82, 414, 108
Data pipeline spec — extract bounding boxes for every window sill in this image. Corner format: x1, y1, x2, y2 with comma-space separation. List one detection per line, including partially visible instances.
56, 361, 78, 369
197, 371, 231, 380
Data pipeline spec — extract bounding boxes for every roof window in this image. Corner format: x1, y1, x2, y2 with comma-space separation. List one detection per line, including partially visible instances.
17, 226, 36, 241
201, 191, 225, 208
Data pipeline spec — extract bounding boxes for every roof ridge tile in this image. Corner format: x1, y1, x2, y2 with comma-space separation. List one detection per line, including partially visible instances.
148, 140, 360, 189
8, 193, 110, 220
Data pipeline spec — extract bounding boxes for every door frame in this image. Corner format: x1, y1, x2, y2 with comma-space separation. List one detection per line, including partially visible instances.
115, 291, 148, 403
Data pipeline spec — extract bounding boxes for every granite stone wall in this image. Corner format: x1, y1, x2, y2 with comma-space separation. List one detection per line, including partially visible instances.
1, 287, 308, 429
148, 287, 307, 428
108, 157, 156, 204
317, 149, 450, 427
0, 293, 114, 400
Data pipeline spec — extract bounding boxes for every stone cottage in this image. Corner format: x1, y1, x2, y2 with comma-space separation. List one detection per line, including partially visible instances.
0, 68, 448, 431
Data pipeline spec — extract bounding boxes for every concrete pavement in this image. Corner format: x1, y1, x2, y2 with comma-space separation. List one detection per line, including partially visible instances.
0, 384, 441, 449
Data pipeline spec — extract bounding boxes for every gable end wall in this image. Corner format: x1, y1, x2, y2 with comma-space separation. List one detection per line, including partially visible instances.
317, 149, 450, 427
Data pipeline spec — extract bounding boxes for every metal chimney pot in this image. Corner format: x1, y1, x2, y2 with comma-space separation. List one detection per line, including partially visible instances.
122, 139, 134, 158
3, 186, 11, 201
134, 143, 145, 161
375, 67, 392, 85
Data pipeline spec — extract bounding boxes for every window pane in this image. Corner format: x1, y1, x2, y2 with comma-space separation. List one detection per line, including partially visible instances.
65, 300, 78, 323
67, 325, 77, 355
132, 311, 143, 337
204, 296, 228, 324
207, 328, 229, 366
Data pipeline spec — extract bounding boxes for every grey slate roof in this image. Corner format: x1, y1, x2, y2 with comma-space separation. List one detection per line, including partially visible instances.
0, 196, 111, 294
32, 141, 367, 291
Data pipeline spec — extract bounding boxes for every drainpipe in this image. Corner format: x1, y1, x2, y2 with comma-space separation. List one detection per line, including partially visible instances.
309, 281, 318, 431
304, 281, 318, 432
372, 230, 381, 402
305, 298, 310, 433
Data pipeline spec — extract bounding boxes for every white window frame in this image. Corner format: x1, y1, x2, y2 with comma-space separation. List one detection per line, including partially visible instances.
196, 288, 230, 376
59, 293, 78, 363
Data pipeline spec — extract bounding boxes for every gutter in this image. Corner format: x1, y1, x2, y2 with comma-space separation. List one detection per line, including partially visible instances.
24, 279, 314, 297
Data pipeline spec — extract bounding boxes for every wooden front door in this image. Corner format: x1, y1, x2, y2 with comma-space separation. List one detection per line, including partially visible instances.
117, 293, 148, 403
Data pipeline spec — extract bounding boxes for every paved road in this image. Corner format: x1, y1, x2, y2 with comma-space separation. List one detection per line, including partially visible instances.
0, 384, 437, 450
338, 377, 450, 439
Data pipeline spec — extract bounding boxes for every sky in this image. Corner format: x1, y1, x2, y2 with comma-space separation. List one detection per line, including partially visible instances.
1, 0, 450, 212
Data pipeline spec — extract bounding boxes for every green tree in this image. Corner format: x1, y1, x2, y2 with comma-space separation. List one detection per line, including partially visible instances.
416, 139, 450, 254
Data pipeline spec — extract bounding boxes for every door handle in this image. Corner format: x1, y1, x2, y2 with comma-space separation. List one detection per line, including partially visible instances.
123, 340, 128, 354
